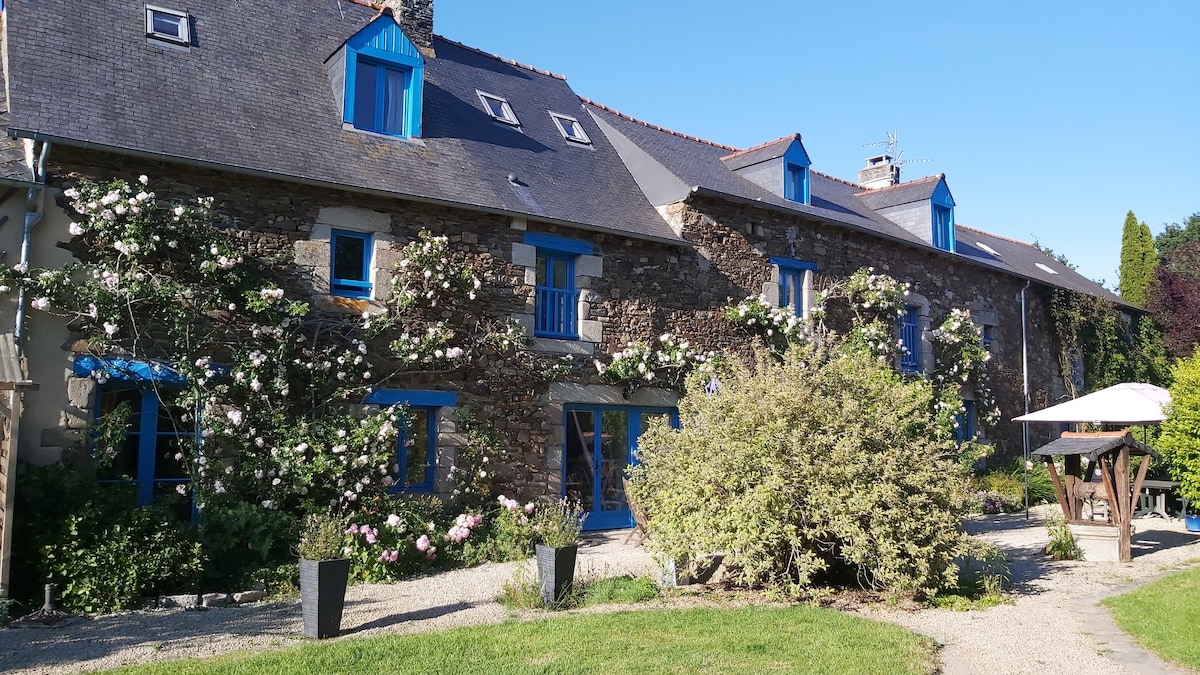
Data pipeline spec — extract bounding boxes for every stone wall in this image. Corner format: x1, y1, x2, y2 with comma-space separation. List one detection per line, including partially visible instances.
33, 146, 1064, 503
658, 195, 1065, 454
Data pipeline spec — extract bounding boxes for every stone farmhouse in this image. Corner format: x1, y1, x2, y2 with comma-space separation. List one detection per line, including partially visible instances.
0, 0, 1123, 589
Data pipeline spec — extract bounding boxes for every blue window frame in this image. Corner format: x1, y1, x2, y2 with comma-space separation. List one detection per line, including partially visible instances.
981, 325, 994, 351
365, 390, 455, 493
330, 229, 372, 299
771, 258, 818, 315
899, 306, 921, 373
352, 59, 411, 136
342, 16, 424, 139
785, 163, 809, 204
525, 232, 591, 340
955, 401, 977, 444
564, 405, 678, 531
932, 204, 954, 251
77, 356, 197, 518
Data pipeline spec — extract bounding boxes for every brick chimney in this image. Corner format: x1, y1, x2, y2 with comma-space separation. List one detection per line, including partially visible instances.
858, 154, 900, 189
380, 0, 433, 53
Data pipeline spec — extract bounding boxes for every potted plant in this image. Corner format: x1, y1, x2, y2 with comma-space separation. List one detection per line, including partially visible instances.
297, 513, 350, 639
533, 499, 587, 607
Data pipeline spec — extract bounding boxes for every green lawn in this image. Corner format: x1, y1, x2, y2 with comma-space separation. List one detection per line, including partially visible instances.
1104, 564, 1200, 671
110, 606, 936, 674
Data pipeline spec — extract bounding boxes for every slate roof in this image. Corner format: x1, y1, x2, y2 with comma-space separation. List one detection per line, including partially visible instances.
0, 112, 35, 186
1030, 432, 1158, 461
584, 101, 1127, 306
719, 134, 798, 170
855, 175, 942, 210
2, 0, 681, 244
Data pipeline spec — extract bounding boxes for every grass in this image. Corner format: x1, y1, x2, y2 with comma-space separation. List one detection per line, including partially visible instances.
497, 568, 660, 610
1103, 564, 1200, 670
107, 605, 936, 674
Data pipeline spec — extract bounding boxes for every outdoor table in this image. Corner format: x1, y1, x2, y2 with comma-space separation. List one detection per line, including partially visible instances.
1135, 479, 1186, 520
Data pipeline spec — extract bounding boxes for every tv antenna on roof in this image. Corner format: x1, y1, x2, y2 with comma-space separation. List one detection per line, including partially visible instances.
863, 130, 931, 167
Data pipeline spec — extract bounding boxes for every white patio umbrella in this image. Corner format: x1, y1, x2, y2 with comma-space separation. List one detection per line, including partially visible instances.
1012, 382, 1171, 425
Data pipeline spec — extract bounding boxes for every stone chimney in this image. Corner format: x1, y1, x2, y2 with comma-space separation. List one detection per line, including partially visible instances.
858, 154, 900, 189
380, 0, 433, 53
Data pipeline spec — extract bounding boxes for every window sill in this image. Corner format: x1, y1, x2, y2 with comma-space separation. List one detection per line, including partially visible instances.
340, 123, 426, 146
531, 337, 595, 356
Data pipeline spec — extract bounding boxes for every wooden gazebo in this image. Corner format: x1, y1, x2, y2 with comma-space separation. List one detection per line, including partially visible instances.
1030, 431, 1160, 562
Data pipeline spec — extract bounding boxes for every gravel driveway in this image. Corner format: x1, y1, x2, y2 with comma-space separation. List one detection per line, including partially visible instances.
2, 511, 1197, 674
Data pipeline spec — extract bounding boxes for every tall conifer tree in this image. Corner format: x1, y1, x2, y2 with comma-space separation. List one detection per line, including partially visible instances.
1118, 210, 1157, 307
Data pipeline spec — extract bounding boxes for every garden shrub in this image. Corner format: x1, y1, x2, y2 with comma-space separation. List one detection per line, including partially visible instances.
1044, 511, 1082, 560
198, 501, 298, 589
1159, 348, 1200, 508
12, 461, 204, 614
629, 340, 970, 599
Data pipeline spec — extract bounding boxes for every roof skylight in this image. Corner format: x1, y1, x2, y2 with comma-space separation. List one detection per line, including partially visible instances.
477, 91, 520, 126
976, 242, 1001, 257
550, 112, 591, 145
145, 5, 190, 45
1035, 262, 1059, 275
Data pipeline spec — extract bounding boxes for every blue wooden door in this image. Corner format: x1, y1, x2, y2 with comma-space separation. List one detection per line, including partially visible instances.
564, 405, 676, 531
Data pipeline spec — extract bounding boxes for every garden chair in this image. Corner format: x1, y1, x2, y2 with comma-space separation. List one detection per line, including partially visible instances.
622, 476, 650, 545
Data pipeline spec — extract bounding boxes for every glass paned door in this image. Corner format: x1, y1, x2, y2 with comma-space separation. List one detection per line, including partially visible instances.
564, 405, 677, 531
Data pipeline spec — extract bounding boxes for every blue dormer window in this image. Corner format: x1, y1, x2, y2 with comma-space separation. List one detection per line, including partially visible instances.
785, 163, 809, 205
932, 204, 953, 251
930, 178, 956, 252
339, 14, 425, 139
331, 229, 372, 299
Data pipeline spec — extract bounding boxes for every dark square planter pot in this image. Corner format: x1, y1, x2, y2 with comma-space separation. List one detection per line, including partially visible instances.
535, 543, 578, 606
300, 558, 350, 639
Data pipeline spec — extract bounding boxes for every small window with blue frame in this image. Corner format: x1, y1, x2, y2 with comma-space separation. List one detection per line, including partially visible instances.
772, 258, 817, 316
330, 229, 372, 298
364, 389, 456, 493
525, 233, 592, 340
81, 357, 198, 521
899, 306, 921, 373
955, 400, 977, 444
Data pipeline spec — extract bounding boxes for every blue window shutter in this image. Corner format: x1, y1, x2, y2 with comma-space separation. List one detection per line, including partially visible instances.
899, 306, 921, 373
534, 251, 578, 339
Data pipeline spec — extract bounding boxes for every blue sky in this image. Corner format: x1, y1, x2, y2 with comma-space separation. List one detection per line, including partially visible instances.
436, 1, 1199, 287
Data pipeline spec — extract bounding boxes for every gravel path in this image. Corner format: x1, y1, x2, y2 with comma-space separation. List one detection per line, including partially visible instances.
865, 506, 1200, 674
2, 511, 1197, 674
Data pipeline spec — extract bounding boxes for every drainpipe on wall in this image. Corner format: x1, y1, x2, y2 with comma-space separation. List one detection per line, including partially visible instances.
14, 141, 51, 351
1020, 278, 1032, 519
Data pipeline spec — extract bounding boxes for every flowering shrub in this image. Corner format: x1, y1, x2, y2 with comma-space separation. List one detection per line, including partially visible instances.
930, 309, 1001, 443
723, 295, 807, 352
630, 339, 970, 599
595, 333, 716, 393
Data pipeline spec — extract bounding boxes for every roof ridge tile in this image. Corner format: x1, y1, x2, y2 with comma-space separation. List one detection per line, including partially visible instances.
434, 35, 566, 80
580, 97, 738, 151
853, 173, 943, 196
720, 134, 799, 160
810, 169, 861, 188
956, 224, 1033, 247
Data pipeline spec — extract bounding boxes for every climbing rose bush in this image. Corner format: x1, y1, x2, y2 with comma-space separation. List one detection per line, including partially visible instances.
930, 308, 1001, 443
629, 339, 970, 599
595, 333, 715, 391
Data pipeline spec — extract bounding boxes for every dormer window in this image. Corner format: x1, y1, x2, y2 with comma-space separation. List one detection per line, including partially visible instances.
785, 163, 809, 204
332, 13, 425, 139
550, 113, 591, 145
145, 5, 190, 45
932, 204, 953, 250
478, 92, 520, 126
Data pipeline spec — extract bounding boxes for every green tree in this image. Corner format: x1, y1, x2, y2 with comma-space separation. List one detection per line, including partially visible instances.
1155, 212, 1200, 259
1118, 211, 1157, 307
1158, 348, 1200, 509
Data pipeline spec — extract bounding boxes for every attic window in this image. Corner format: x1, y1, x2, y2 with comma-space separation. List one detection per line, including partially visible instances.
478, 92, 520, 126
976, 242, 1001, 257
1035, 262, 1059, 275
145, 5, 190, 45
550, 113, 591, 145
